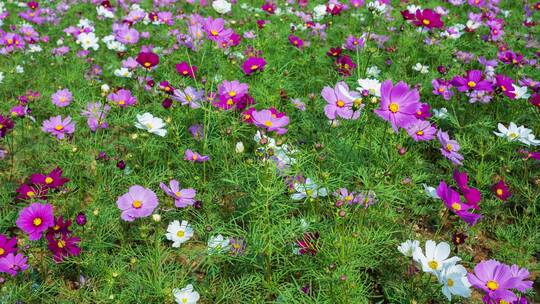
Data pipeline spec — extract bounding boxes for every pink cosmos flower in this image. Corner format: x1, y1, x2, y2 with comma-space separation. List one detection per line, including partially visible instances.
405, 120, 437, 141
431, 79, 454, 100
251, 109, 289, 135
413, 9, 444, 29
321, 82, 363, 120
42, 115, 75, 139
436, 181, 482, 226
116, 185, 159, 222
242, 57, 266, 75
16, 202, 55, 241
467, 260, 521, 303
437, 130, 464, 165
160, 179, 197, 208
30, 167, 69, 189
452, 170, 481, 209
451, 70, 493, 92
492, 180, 511, 201
107, 89, 137, 107
175, 61, 197, 78
0, 234, 17, 258
0, 253, 28, 276
51, 88, 73, 107
494, 74, 516, 99
374, 80, 420, 132
184, 149, 210, 162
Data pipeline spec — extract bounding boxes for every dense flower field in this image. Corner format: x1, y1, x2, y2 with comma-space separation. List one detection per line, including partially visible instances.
0, 0, 539, 302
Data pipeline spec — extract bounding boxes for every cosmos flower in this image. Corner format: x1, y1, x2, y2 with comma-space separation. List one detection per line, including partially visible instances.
46, 231, 81, 262
494, 122, 540, 146
0, 234, 17, 258
412, 240, 461, 274
175, 61, 197, 78
0, 253, 28, 277
451, 70, 493, 92
81, 102, 110, 131
30, 167, 70, 189
242, 57, 266, 75
165, 220, 194, 248
51, 88, 73, 107
288, 35, 304, 48
291, 178, 328, 200
207, 234, 230, 254
495, 74, 516, 99
437, 130, 464, 165
452, 170, 481, 209
322, 81, 363, 120
413, 9, 444, 29
136, 51, 159, 69
107, 89, 137, 107
344, 35, 365, 50
173, 284, 200, 304
405, 120, 437, 141
467, 260, 520, 303
357, 78, 381, 97
374, 80, 420, 132
437, 264, 471, 301
42, 115, 75, 139
172, 87, 204, 109
251, 109, 289, 135
295, 232, 319, 255
116, 185, 159, 222
436, 181, 482, 226
397, 239, 420, 257
16, 203, 55, 241
134, 113, 167, 137
160, 179, 197, 208
229, 237, 246, 255
432, 79, 454, 100
184, 149, 210, 162
492, 180, 511, 201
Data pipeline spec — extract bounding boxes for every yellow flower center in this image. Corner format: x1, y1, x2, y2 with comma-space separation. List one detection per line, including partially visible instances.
57, 240, 66, 249
229, 91, 236, 97
451, 202, 461, 211
428, 260, 438, 270
336, 100, 345, 107
132, 200, 142, 209
250, 65, 259, 70
27, 191, 35, 197
389, 102, 399, 113
45, 177, 54, 184
416, 130, 424, 136
226, 99, 234, 105
0, 248, 5, 255
55, 125, 64, 131
447, 278, 454, 287
345, 195, 353, 201
438, 87, 445, 93
192, 155, 198, 160
422, 19, 430, 25
486, 280, 499, 291
182, 70, 188, 75
53, 225, 60, 231
144, 62, 151, 67
175, 191, 182, 197
467, 81, 476, 88
500, 85, 507, 91
118, 100, 125, 105
446, 143, 453, 151
210, 30, 218, 36
264, 120, 273, 127
33, 218, 42, 226
176, 230, 185, 238
233, 243, 241, 249
496, 189, 503, 196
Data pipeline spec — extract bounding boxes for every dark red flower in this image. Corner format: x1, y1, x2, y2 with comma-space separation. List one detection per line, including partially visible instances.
46, 231, 81, 263
30, 167, 69, 189
326, 47, 342, 58
492, 180, 511, 201
296, 232, 320, 256
413, 9, 444, 29
16, 183, 48, 200
0, 114, 15, 138
175, 61, 197, 78
136, 52, 159, 69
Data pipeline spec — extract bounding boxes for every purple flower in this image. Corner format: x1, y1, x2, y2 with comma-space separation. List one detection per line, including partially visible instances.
159, 179, 197, 208
467, 260, 521, 303
0, 253, 28, 276
42, 115, 75, 139
495, 74, 516, 99
436, 181, 481, 226
374, 80, 420, 132
453, 170, 481, 209
334, 188, 358, 205
242, 57, 267, 75
229, 237, 246, 255
451, 70, 493, 92
75, 213, 87, 226
431, 79, 454, 100
344, 35, 365, 50
172, 87, 204, 108
0, 234, 17, 258
188, 124, 204, 141
184, 149, 210, 162
107, 89, 137, 107
322, 82, 363, 120
46, 231, 81, 262
405, 120, 437, 141
437, 130, 464, 165
251, 109, 289, 135
51, 88, 73, 107
116, 185, 159, 222
81, 102, 110, 132
16, 202, 55, 241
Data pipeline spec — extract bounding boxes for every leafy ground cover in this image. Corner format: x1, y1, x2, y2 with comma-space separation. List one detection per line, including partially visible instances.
0, 0, 539, 303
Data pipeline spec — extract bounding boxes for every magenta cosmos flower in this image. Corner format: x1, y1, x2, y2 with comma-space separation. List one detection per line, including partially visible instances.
494, 74, 516, 99
252, 109, 289, 135
413, 9, 444, 29
288, 35, 304, 49
107, 89, 137, 107
242, 57, 266, 75
405, 120, 437, 141
136, 51, 159, 69
467, 260, 521, 303
321, 82, 363, 120
42, 115, 75, 139
160, 179, 197, 208
30, 167, 69, 189
51, 88, 73, 107
46, 231, 81, 262
451, 70, 493, 92
184, 149, 210, 162
116, 185, 159, 222
175, 61, 197, 78
16, 202, 54, 241
0, 234, 17, 258
453, 170, 481, 209
374, 80, 420, 132
492, 180, 511, 201
436, 181, 481, 226
437, 130, 464, 165
0, 253, 28, 276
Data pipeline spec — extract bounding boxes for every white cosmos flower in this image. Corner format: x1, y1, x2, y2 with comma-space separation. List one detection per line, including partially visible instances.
207, 234, 230, 254
413, 240, 461, 274
437, 264, 471, 301
166, 220, 194, 248
513, 85, 530, 100
313, 4, 327, 20
357, 78, 381, 97
494, 122, 540, 146
413, 63, 429, 74
366, 66, 381, 78
212, 0, 231, 14
433, 108, 449, 119
173, 284, 200, 304
76, 32, 99, 50
113, 67, 132, 78
423, 184, 439, 199
135, 113, 167, 137
96, 5, 114, 18
291, 178, 328, 200
397, 240, 420, 257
